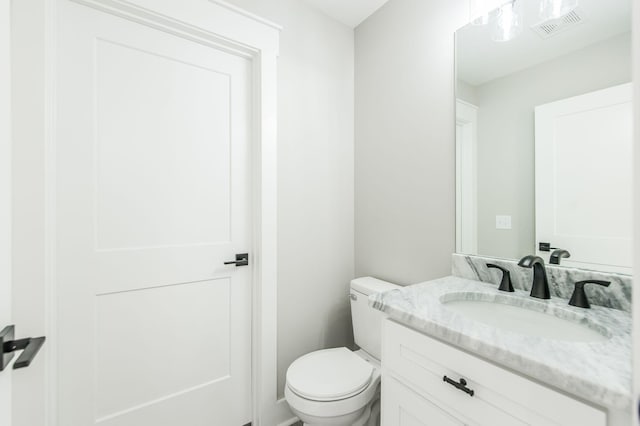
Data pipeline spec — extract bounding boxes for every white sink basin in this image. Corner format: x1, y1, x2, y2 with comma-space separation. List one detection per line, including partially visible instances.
442, 294, 610, 343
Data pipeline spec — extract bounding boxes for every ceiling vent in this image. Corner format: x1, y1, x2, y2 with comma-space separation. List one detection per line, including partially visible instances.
531, 8, 585, 39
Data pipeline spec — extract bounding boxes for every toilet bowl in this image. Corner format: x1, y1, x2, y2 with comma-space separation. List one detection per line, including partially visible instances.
284, 277, 399, 426
285, 348, 380, 426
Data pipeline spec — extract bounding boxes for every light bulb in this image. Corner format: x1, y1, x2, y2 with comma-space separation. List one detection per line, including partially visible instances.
472, 13, 490, 26
493, 0, 523, 42
539, 0, 578, 20
469, 0, 490, 25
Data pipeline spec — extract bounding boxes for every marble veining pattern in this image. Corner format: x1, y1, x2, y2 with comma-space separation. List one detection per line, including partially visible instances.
452, 253, 632, 312
370, 276, 631, 409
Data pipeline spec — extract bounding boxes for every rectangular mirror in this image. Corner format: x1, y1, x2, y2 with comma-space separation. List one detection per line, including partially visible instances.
455, 0, 632, 274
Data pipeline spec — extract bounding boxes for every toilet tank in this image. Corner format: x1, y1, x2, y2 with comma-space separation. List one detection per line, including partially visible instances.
350, 277, 400, 360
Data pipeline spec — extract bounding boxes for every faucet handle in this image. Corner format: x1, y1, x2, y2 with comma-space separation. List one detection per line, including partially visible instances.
486, 264, 514, 292
568, 280, 610, 309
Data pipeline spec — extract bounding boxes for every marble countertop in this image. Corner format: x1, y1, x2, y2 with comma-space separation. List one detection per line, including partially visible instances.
370, 276, 632, 409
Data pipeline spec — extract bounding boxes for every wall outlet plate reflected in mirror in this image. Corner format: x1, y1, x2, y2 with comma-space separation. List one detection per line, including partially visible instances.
495, 215, 512, 230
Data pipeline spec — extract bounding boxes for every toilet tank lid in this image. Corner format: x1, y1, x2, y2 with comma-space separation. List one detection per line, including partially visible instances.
350, 277, 400, 296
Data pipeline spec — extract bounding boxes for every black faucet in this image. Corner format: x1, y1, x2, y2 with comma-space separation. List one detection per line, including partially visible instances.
549, 249, 571, 265
517, 255, 550, 299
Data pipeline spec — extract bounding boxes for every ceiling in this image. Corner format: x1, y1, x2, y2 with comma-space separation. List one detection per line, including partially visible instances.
457, 0, 632, 86
301, 0, 391, 28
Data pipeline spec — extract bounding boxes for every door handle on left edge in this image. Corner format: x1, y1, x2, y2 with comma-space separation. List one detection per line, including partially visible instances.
0, 325, 46, 371
223, 253, 249, 267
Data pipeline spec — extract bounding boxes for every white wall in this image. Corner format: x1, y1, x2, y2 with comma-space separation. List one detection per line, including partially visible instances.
471, 33, 631, 260
222, 0, 355, 401
456, 80, 478, 105
354, 0, 469, 285
0, 1, 11, 425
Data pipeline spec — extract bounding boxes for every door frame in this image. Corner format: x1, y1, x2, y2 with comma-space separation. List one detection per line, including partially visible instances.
0, 0, 12, 424
455, 99, 478, 255
14, 0, 284, 425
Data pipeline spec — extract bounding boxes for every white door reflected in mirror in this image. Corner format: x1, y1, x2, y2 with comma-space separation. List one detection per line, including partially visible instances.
535, 83, 632, 274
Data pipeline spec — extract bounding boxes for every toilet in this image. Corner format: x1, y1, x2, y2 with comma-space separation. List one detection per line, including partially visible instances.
284, 277, 400, 426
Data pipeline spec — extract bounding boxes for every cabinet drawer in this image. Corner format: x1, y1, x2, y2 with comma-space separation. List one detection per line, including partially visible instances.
382, 319, 606, 426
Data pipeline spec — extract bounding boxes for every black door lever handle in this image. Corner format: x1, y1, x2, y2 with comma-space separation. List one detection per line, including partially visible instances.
224, 253, 249, 267
0, 325, 46, 371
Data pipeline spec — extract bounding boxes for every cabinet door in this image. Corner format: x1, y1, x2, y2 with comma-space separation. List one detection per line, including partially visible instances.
382, 377, 464, 426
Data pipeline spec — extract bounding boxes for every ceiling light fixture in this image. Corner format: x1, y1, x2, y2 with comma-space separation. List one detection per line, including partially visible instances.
493, 0, 523, 42
469, 0, 490, 25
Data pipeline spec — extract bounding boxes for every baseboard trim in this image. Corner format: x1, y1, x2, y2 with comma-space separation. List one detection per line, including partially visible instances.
277, 417, 299, 426
274, 397, 297, 426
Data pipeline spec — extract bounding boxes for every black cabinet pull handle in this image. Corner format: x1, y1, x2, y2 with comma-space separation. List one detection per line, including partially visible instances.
443, 375, 474, 397
223, 253, 249, 267
0, 325, 46, 371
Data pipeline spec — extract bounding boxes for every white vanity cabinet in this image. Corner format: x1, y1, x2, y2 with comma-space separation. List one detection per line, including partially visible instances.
381, 319, 608, 426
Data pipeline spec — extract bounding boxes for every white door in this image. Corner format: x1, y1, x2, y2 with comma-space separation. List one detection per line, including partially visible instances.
535, 83, 632, 273
54, 1, 253, 425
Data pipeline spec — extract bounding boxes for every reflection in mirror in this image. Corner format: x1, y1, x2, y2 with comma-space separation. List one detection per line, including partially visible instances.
455, 0, 632, 274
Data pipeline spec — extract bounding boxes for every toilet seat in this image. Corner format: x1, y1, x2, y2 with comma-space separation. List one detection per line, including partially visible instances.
286, 347, 374, 401
284, 348, 382, 421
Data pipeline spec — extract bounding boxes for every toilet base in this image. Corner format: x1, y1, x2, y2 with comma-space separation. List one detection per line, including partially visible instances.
297, 394, 380, 426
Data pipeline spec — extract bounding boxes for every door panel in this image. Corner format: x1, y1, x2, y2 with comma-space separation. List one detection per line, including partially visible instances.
95, 279, 231, 419
94, 38, 232, 251
56, 1, 253, 425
